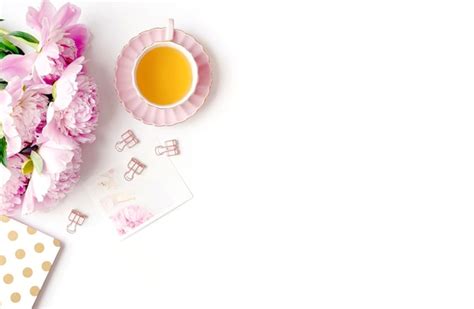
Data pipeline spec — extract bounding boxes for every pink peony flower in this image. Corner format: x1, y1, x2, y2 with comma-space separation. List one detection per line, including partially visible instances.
12, 88, 49, 147
110, 205, 154, 236
54, 74, 98, 144
26, 0, 89, 82
42, 36, 81, 84
21, 121, 78, 215
33, 147, 82, 210
0, 0, 98, 214
0, 155, 29, 215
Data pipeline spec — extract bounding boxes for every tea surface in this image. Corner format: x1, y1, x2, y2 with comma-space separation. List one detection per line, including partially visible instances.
135, 46, 193, 106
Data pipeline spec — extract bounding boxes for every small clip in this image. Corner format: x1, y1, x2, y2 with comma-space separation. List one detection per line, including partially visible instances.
115, 130, 139, 152
67, 209, 88, 234
155, 139, 180, 157
124, 157, 146, 181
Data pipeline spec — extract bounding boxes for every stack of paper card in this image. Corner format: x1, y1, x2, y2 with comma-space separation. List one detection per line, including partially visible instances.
0, 216, 61, 308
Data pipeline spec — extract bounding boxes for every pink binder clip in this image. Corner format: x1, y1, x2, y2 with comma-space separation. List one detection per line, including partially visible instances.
67, 209, 88, 234
124, 157, 146, 181
115, 130, 139, 152
155, 139, 180, 157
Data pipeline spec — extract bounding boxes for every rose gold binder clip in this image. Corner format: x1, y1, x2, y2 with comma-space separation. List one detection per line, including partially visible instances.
124, 157, 146, 181
155, 139, 180, 157
67, 209, 88, 234
115, 130, 139, 152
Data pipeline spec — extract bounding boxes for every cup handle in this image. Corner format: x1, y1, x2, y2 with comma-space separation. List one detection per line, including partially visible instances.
165, 18, 174, 41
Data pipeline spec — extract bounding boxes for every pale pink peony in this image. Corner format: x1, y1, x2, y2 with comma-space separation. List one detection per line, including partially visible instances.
12, 89, 49, 147
26, 0, 89, 82
54, 74, 98, 144
46, 146, 81, 200
110, 205, 154, 236
42, 37, 80, 84
0, 0, 98, 214
33, 147, 82, 210
0, 155, 29, 215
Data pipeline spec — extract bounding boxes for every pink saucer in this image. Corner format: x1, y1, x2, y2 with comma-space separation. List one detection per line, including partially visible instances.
115, 23, 212, 126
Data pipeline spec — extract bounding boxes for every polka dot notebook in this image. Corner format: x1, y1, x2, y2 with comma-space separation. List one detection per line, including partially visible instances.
0, 215, 61, 308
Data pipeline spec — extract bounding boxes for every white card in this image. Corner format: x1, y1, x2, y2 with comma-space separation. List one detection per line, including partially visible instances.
86, 146, 192, 239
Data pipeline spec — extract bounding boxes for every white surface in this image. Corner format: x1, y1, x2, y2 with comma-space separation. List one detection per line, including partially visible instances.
1, 0, 474, 308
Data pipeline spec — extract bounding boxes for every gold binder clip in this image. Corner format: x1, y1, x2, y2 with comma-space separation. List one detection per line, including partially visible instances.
155, 139, 180, 157
124, 157, 146, 181
115, 130, 139, 152
67, 209, 88, 234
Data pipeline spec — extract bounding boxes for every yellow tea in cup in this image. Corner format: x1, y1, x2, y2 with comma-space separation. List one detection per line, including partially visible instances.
135, 45, 195, 106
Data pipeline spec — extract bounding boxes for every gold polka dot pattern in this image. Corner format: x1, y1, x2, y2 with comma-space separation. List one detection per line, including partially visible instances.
3, 273, 13, 284
0, 216, 61, 307
15, 249, 25, 259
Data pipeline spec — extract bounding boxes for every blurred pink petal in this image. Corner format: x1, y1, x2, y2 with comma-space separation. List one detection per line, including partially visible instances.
0, 164, 11, 187
53, 56, 83, 110
41, 111, 76, 147
30, 168, 51, 202
1, 155, 28, 215
39, 140, 74, 174
26, 0, 57, 31
0, 81, 23, 156
52, 2, 81, 29
66, 24, 89, 57
0, 54, 37, 82
21, 183, 35, 215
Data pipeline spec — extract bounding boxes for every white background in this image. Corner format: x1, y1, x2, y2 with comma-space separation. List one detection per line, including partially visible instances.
1, 0, 474, 308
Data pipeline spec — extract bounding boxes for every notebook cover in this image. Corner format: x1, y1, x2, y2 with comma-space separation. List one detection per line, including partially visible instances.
0, 216, 61, 308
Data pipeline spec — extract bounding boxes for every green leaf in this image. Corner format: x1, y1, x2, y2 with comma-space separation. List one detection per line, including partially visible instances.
0, 80, 7, 90
0, 51, 7, 59
9, 31, 39, 45
0, 137, 7, 167
30, 150, 43, 174
0, 37, 20, 54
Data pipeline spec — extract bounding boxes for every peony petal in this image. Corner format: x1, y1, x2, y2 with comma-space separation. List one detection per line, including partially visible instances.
53, 2, 81, 29
31, 169, 51, 202
41, 120, 76, 149
0, 91, 12, 108
21, 182, 36, 215
66, 24, 89, 57
54, 57, 83, 110
5, 77, 23, 103
0, 53, 37, 81
3, 122, 21, 157
0, 164, 11, 187
39, 142, 74, 174
26, 0, 57, 31
0, 90, 21, 157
